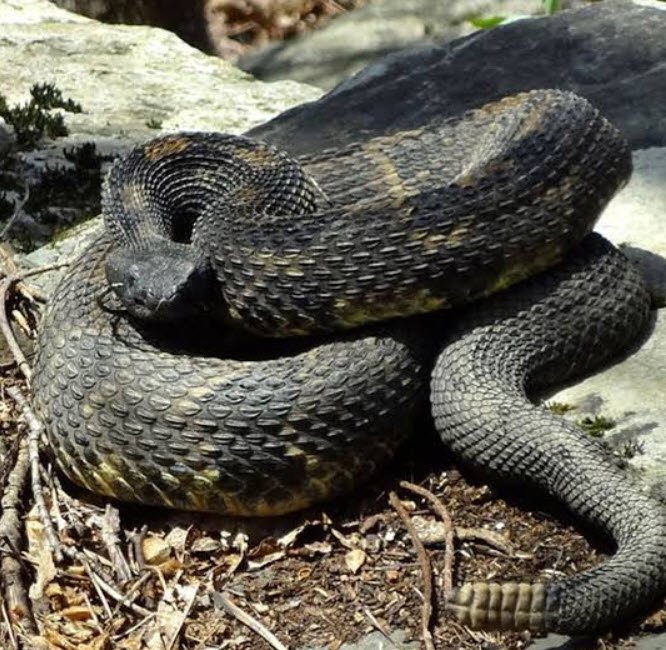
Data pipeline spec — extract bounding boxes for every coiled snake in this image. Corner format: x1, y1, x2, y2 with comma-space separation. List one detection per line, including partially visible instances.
32, 90, 666, 635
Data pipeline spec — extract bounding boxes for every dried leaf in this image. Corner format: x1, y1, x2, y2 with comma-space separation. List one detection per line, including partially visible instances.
344, 548, 366, 574
277, 518, 325, 548
61, 605, 93, 621
142, 536, 172, 565
147, 582, 199, 649
191, 536, 221, 554
165, 526, 191, 555
303, 541, 332, 555
247, 551, 285, 570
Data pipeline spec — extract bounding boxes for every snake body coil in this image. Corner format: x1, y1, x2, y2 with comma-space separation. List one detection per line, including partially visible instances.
32, 89, 666, 634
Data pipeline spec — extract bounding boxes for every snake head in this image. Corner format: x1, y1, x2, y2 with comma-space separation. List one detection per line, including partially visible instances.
105, 242, 214, 322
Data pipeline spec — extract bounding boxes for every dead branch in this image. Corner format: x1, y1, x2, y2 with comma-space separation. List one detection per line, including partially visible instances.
389, 491, 435, 650
6, 387, 62, 564
0, 258, 71, 384
100, 505, 132, 583
455, 527, 514, 556
0, 277, 32, 382
127, 525, 148, 572
362, 607, 400, 648
218, 591, 289, 650
82, 558, 152, 618
0, 183, 29, 242
400, 480, 455, 598
0, 435, 37, 636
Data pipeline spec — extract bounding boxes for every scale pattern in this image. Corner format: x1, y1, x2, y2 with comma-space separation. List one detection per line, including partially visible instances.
31, 89, 666, 633
432, 234, 666, 633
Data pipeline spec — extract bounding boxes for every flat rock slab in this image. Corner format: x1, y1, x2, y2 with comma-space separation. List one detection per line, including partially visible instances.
530, 633, 666, 649
302, 630, 418, 650
0, 0, 320, 247
239, 0, 552, 90
548, 307, 666, 498
0, 0, 320, 154
249, 0, 666, 155
597, 147, 666, 306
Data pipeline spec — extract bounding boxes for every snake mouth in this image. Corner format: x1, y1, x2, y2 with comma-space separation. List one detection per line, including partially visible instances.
105, 239, 216, 323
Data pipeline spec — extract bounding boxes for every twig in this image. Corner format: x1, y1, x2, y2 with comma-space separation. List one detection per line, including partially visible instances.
0, 598, 18, 650
400, 480, 455, 597
7, 386, 63, 563
218, 591, 289, 650
82, 591, 102, 631
0, 277, 32, 382
127, 525, 148, 571
84, 562, 113, 620
83, 559, 152, 617
0, 260, 73, 379
389, 491, 435, 650
362, 607, 400, 648
0, 183, 29, 242
111, 611, 156, 642
0, 435, 37, 636
0, 245, 47, 304
100, 505, 132, 582
455, 527, 513, 556
9, 310, 30, 339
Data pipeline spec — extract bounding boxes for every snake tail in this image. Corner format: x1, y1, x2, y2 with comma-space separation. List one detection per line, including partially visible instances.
446, 582, 552, 632
431, 234, 666, 634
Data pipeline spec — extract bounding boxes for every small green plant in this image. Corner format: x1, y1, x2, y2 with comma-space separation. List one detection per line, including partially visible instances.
577, 415, 616, 438
543, 0, 561, 14
546, 401, 576, 415
145, 117, 163, 130
469, 15, 506, 29
0, 82, 82, 148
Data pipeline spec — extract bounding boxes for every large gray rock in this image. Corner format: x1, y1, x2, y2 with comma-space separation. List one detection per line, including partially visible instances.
597, 147, 666, 306
0, 0, 320, 248
239, 0, 583, 90
0, 0, 319, 151
248, 0, 666, 154
49, 0, 211, 54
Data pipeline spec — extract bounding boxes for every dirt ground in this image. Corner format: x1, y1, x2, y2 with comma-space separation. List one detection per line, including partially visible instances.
1, 365, 665, 650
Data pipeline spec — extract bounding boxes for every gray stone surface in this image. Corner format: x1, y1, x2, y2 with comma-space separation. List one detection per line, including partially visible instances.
597, 147, 666, 306
249, 0, 666, 155
302, 630, 418, 650
239, 0, 556, 90
0, 0, 320, 248
548, 309, 666, 498
530, 632, 666, 649
0, 0, 320, 154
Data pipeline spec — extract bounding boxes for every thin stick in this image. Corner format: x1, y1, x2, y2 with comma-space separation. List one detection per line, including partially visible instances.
389, 491, 435, 650
0, 277, 32, 382
100, 505, 132, 583
166, 583, 199, 650
218, 592, 289, 650
455, 527, 513, 556
400, 480, 455, 597
85, 564, 113, 620
0, 183, 29, 242
0, 258, 71, 383
0, 598, 18, 650
84, 560, 152, 617
0, 435, 37, 636
127, 525, 148, 571
362, 607, 400, 648
7, 386, 63, 563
